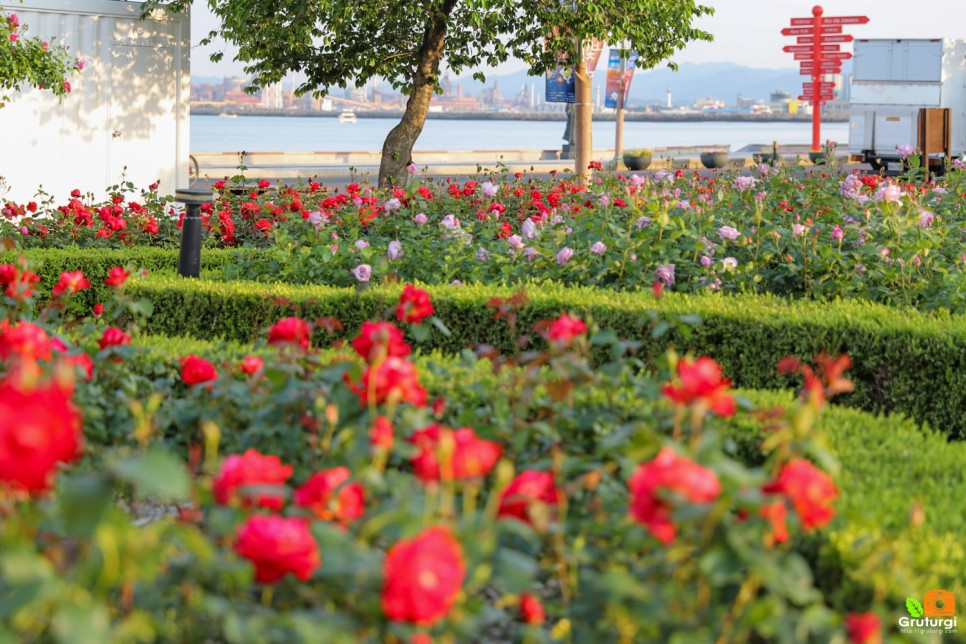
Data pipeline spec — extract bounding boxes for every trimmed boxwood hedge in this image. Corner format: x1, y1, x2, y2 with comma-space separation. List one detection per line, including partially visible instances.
125, 333, 966, 609
120, 276, 966, 439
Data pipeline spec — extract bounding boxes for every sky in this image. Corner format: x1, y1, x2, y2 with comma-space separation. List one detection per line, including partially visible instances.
190, 0, 966, 78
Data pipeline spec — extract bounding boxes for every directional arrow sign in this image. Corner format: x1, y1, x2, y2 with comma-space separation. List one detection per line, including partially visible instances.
790, 15, 869, 26
784, 44, 841, 53
803, 81, 835, 89
797, 34, 853, 44
799, 95, 835, 102
819, 51, 853, 60
782, 26, 843, 36
800, 64, 842, 73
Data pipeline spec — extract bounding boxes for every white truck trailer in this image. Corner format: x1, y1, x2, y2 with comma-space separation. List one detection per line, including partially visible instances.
848, 38, 966, 172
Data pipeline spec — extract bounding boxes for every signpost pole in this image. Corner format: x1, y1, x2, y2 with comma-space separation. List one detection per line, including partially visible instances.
811, 4, 823, 152
575, 39, 592, 183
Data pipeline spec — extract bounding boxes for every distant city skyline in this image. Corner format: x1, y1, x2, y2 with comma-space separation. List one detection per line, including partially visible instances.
190, 1, 966, 79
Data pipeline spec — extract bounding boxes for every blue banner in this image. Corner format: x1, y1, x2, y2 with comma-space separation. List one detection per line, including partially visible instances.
545, 65, 575, 103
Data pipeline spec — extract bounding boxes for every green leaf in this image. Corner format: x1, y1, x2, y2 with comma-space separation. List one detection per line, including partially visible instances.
111, 448, 190, 501
906, 597, 923, 617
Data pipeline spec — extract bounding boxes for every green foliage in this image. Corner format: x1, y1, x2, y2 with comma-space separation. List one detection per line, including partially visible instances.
119, 277, 966, 438
0, 10, 79, 106
906, 598, 923, 618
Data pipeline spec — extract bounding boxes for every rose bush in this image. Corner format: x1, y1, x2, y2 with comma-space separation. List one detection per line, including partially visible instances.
0, 261, 920, 641
3, 163, 965, 312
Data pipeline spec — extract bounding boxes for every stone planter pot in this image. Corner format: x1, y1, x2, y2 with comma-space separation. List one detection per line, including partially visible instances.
622, 152, 652, 171
700, 151, 729, 169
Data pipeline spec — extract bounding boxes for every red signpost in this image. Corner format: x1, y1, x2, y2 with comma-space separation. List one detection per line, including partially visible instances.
782, 5, 868, 151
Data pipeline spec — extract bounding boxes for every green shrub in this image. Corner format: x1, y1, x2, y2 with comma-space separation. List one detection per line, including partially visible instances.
125, 277, 966, 438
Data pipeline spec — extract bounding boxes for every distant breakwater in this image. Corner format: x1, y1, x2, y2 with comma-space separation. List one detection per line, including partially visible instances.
192, 106, 847, 123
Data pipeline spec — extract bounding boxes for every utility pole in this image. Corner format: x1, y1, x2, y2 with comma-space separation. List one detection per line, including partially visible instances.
574, 40, 592, 182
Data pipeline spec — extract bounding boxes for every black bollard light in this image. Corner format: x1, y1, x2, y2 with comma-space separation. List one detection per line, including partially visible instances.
175, 188, 214, 278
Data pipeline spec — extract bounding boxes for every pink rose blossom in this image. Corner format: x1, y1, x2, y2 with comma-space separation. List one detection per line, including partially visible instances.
590, 241, 607, 255
352, 264, 372, 282
413, 213, 428, 225
556, 247, 574, 266
482, 181, 499, 197
387, 240, 403, 260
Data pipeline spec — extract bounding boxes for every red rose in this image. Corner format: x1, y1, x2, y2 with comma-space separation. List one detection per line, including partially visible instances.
240, 355, 264, 375
212, 449, 293, 510
51, 338, 94, 382
97, 326, 131, 351
356, 357, 427, 407
628, 447, 721, 544
52, 270, 90, 297
258, 179, 271, 189
370, 415, 394, 449
759, 499, 789, 546
294, 466, 365, 525
352, 321, 410, 363
92, 303, 104, 317
267, 317, 311, 350
0, 376, 82, 494
763, 459, 837, 530
520, 593, 546, 625
104, 266, 130, 287
662, 356, 736, 417
382, 526, 466, 625
255, 218, 272, 232
845, 612, 881, 644
497, 470, 561, 527
181, 354, 218, 386
397, 285, 434, 324
234, 514, 320, 584
0, 320, 52, 362
408, 424, 501, 482
547, 313, 587, 346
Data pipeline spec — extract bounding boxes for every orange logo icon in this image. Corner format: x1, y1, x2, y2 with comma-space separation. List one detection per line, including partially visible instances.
923, 590, 955, 617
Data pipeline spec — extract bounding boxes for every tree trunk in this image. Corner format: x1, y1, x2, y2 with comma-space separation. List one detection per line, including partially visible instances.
378, 0, 457, 188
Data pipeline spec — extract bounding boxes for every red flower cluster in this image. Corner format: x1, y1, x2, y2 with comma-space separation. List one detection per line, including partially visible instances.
0, 375, 82, 494
97, 326, 131, 351
181, 355, 218, 386
763, 458, 837, 531
267, 317, 312, 350
213, 449, 293, 510
662, 356, 736, 417
239, 355, 264, 375
294, 466, 366, 526
382, 526, 466, 625
0, 320, 52, 362
397, 285, 434, 324
547, 313, 587, 347
355, 356, 427, 407
51, 270, 90, 298
497, 470, 561, 528
0, 262, 40, 300
408, 423, 501, 482
104, 266, 130, 287
519, 593, 546, 625
844, 612, 881, 644
234, 514, 320, 584
369, 415, 395, 449
352, 321, 410, 363
628, 447, 721, 544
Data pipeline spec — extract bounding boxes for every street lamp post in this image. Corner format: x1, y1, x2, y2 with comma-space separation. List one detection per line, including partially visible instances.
175, 188, 214, 278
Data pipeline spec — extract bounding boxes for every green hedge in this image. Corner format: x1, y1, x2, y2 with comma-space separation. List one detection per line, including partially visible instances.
123, 277, 966, 439
122, 333, 966, 608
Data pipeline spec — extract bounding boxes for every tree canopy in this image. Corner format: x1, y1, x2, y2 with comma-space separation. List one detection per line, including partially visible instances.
148, 0, 714, 184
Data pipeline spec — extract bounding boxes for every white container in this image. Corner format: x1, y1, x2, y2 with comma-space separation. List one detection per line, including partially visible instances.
0, 0, 189, 202
848, 38, 966, 169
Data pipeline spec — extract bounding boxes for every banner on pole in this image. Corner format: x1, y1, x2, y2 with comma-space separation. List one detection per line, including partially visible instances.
585, 39, 606, 76
604, 49, 637, 109
545, 65, 576, 103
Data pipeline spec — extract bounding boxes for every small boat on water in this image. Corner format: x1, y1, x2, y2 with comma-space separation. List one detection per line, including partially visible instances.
218, 113, 238, 118
338, 109, 358, 124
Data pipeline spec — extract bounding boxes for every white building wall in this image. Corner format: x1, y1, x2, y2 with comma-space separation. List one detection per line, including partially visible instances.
0, 0, 189, 202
